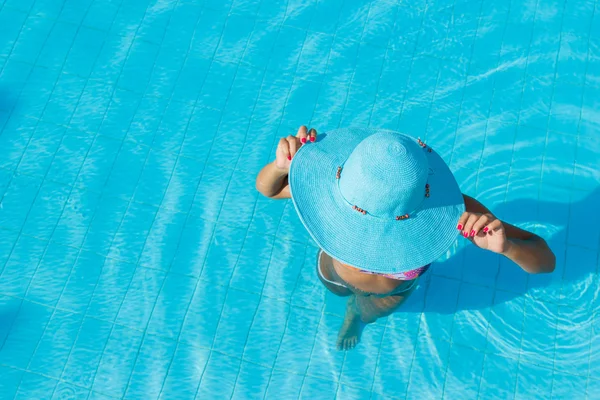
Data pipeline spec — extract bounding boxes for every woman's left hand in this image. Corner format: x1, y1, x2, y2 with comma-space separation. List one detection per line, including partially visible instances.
457, 212, 510, 254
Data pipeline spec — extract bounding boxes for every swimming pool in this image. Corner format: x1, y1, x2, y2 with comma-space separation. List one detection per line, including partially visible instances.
0, 0, 598, 398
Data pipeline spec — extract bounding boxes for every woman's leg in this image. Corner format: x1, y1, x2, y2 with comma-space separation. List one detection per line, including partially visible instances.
336, 281, 418, 350
355, 283, 417, 323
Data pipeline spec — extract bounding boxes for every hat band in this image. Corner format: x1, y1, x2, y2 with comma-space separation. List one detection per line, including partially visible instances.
335, 164, 431, 221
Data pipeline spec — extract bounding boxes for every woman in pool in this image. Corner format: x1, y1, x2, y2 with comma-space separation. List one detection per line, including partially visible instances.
256, 126, 556, 350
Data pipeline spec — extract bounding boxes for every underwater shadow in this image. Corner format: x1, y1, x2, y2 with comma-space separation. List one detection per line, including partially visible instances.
402, 186, 600, 314
0, 86, 19, 121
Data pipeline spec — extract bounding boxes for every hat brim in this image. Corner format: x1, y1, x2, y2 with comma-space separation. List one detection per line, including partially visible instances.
289, 128, 465, 274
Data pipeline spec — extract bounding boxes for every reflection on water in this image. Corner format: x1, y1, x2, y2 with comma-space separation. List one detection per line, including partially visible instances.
388, 187, 600, 390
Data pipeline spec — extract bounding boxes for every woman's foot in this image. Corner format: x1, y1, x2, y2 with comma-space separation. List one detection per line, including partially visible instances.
336, 296, 365, 350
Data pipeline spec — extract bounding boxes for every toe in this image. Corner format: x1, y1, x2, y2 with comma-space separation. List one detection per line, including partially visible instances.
345, 338, 353, 350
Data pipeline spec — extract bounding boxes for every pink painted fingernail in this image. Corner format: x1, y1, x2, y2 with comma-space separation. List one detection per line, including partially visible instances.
287, 155, 291, 160
457, 224, 463, 230
301, 137, 306, 143
470, 230, 475, 237
483, 227, 489, 233
310, 136, 315, 142
463, 232, 468, 237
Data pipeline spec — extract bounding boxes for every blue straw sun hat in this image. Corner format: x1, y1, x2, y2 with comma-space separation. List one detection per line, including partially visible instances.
289, 128, 465, 273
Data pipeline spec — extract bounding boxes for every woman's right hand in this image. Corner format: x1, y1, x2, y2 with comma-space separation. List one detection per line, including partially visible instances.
275, 126, 317, 170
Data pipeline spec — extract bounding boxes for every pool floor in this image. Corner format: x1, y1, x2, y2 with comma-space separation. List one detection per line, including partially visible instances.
0, 0, 599, 399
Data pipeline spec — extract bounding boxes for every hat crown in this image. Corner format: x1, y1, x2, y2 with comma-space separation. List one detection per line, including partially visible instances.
338, 132, 429, 217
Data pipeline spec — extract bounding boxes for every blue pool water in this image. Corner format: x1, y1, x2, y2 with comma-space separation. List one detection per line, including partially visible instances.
0, 0, 599, 398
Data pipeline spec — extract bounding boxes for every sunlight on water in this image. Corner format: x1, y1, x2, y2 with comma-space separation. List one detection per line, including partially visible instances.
0, 0, 598, 398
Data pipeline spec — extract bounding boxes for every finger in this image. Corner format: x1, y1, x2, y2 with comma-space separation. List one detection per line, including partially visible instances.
471, 214, 492, 237
485, 219, 503, 235
462, 213, 480, 238
278, 137, 291, 160
297, 126, 308, 144
457, 212, 470, 231
286, 135, 299, 159
309, 128, 317, 142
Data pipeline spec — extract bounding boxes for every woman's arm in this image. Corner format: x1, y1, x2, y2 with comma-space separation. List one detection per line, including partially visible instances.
461, 195, 556, 274
255, 162, 291, 199
255, 126, 315, 200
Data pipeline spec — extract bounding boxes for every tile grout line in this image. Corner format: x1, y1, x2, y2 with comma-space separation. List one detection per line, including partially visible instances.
157, 1, 300, 397
392, 4, 428, 133
31, 1, 174, 396
435, 0, 487, 397
16, 0, 111, 381
69, 1, 232, 398
160, 5, 293, 398
98, 1, 224, 398
365, 1, 401, 129
534, 0, 568, 397
306, 0, 346, 129
1, 1, 113, 397
472, 1, 517, 398
0, 0, 88, 365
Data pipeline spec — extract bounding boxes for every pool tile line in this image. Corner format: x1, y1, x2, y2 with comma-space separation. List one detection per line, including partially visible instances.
278, 7, 374, 395
0, 0, 589, 396
0, 0, 100, 377
363, 3, 403, 128
0, 213, 594, 313
4, 254, 596, 359
585, 311, 598, 396
1, 122, 591, 199
293, 0, 364, 390
35, 0, 176, 394
2, 329, 359, 399
390, 2, 428, 132
471, 0, 525, 396
368, 0, 440, 394
0, 17, 87, 205
70, 0, 229, 397
3, 55, 595, 153
146, 1, 287, 396
0, 280, 596, 390
292, 309, 329, 400
217, 3, 330, 398
256, 253, 316, 398
0, 1, 38, 76
428, 0, 487, 397
473, 0, 519, 194
0, 188, 594, 290
0, 120, 591, 214
446, 0, 487, 169
484, 4, 545, 394
15, 0, 124, 309
572, 0, 599, 266
403, 268, 439, 398
2, 13, 599, 114
304, 0, 346, 129
0, 362, 121, 400
1, 2, 190, 48
523, 1, 567, 396
407, 16, 449, 151
196, 134, 284, 397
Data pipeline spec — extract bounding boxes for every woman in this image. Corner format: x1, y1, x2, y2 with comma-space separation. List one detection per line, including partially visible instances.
256, 126, 555, 350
